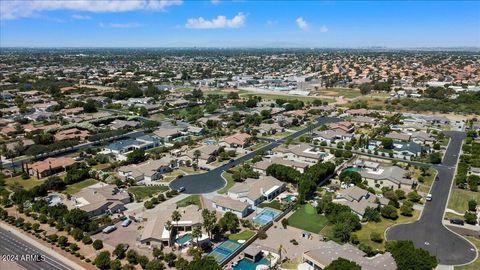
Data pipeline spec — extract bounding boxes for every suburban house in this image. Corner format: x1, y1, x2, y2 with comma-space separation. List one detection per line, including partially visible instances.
228, 176, 285, 207
139, 205, 205, 247
28, 157, 76, 178
222, 133, 252, 148
327, 121, 354, 133
302, 241, 396, 270
118, 159, 172, 184
275, 143, 327, 164
253, 157, 310, 174
184, 144, 220, 164
72, 183, 131, 217
334, 186, 388, 217
154, 128, 183, 142
351, 116, 379, 127
385, 132, 411, 142
313, 130, 354, 144
212, 196, 252, 218
54, 128, 90, 142
410, 131, 436, 145
392, 141, 423, 159
110, 119, 140, 130
345, 108, 369, 116
360, 165, 415, 190
102, 134, 161, 161
257, 122, 284, 135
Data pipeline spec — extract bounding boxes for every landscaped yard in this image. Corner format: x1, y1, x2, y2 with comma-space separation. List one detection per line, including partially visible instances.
352, 210, 420, 251
258, 200, 284, 211
448, 188, 480, 213
455, 236, 480, 270
218, 172, 235, 194
287, 204, 328, 233
247, 142, 268, 151
65, 179, 99, 195
5, 175, 44, 190
228, 230, 255, 241
128, 185, 169, 201
92, 163, 111, 171
176, 195, 202, 208
411, 167, 437, 193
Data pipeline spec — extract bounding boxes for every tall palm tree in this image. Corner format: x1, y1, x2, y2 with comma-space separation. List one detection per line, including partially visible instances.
277, 244, 286, 263
191, 225, 202, 247
164, 220, 173, 246
171, 210, 181, 230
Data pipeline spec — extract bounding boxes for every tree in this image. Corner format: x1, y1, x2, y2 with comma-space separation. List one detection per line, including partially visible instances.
126, 249, 138, 264
324, 258, 361, 270
127, 149, 146, 164
164, 252, 177, 267
400, 201, 414, 216
464, 212, 477, 225
94, 251, 111, 270
93, 239, 103, 250
146, 259, 165, 270
138, 255, 150, 269
193, 150, 201, 162
468, 199, 477, 212
185, 256, 222, 270
171, 210, 182, 229
429, 152, 442, 164
407, 190, 422, 203
202, 209, 217, 239
110, 259, 122, 270
386, 240, 437, 270
218, 212, 239, 233
192, 225, 202, 247
381, 205, 399, 220
381, 138, 394, 149
370, 232, 383, 243
333, 222, 352, 243
363, 207, 381, 222
113, 244, 127, 259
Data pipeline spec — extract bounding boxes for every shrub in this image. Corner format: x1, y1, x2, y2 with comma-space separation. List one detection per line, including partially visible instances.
370, 232, 383, 243
92, 239, 103, 250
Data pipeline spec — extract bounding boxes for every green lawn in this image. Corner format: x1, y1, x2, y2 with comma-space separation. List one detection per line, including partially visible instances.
412, 167, 437, 193
448, 188, 480, 213
65, 179, 99, 195
287, 204, 328, 233
445, 212, 464, 221
176, 195, 202, 208
5, 175, 44, 190
128, 185, 169, 201
258, 200, 285, 211
455, 236, 480, 270
149, 113, 167, 121
218, 172, 235, 194
247, 142, 268, 151
318, 88, 362, 99
92, 163, 111, 171
228, 230, 255, 241
353, 210, 420, 251
238, 91, 334, 104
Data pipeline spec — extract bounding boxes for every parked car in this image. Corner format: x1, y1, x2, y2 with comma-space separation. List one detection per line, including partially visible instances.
122, 219, 132, 227
435, 176, 440, 181
229, 159, 235, 163
102, 225, 116, 234
426, 194, 433, 201
177, 186, 186, 192
450, 219, 465, 226
176, 175, 183, 179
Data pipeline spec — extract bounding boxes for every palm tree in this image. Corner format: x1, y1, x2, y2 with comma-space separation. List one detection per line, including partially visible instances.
171, 210, 181, 230
164, 220, 173, 246
193, 150, 201, 163
191, 225, 202, 247
278, 244, 287, 263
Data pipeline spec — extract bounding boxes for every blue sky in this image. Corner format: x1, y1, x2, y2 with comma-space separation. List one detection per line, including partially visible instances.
1, 0, 479, 47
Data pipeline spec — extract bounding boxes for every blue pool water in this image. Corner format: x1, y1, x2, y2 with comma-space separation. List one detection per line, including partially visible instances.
176, 234, 192, 245
233, 258, 269, 270
253, 208, 281, 225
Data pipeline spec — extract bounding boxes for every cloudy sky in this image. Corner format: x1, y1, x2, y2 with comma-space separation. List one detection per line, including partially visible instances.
1, 0, 479, 47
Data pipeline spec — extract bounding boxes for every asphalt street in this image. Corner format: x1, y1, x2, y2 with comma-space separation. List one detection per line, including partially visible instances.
386, 131, 477, 265
169, 116, 341, 194
0, 226, 73, 270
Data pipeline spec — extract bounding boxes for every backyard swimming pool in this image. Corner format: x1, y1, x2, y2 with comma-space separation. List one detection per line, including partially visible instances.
342, 167, 363, 173
208, 240, 242, 264
253, 208, 281, 225
233, 257, 269, 270
176, 234, 192, 246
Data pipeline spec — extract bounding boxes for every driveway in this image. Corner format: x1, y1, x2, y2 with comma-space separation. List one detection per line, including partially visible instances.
169, 116, 341, 194
386, 131, 477, 265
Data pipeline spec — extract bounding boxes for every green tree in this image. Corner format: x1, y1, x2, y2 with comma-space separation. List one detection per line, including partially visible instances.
146, 259, 165, 270
93, 239, 103, 250
381, 205, 399, 220
218, 212, 239, 233
202, 209, 217, 239
386, 240, 437, 270
468, 199, 477, 212
127, 149, 146, 164
324, 258, 361, 270
464, 212, 477, 225
113, 244, 127, 259
94, 251, 111, 270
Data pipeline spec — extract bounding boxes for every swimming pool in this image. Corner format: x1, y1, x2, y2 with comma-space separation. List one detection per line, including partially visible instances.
233, 258, 269, 270
342, 167, 363, 173
282, 195, 297, 203
176, 234, 192, 246
208, 240, 242, 264
253, 208, 281, 225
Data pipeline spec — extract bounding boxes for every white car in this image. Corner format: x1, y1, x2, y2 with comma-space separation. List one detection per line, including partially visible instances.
426, 194, 432, 201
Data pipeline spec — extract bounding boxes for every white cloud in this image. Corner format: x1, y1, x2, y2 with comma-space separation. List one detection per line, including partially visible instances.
186, 12, 246, 29
1, 0, 182, 20
211, 0, 221, 4
319, 25, 328, 33
99, 22, 142, 28
296, 17, 308, 30
71, 14, 91, 20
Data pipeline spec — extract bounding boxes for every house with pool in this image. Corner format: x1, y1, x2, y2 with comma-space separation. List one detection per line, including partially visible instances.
227, 176, 286, 207
212, 196, 252, 218
275, 143, 330, 164
139, 204, 208, 248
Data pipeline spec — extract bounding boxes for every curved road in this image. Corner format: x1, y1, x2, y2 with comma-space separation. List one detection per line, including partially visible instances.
170, 116, 341, 194
386, 131, 477, 265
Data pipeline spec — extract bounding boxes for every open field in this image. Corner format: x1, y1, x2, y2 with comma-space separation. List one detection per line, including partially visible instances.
128, 185, 169, 201
354, 210, 420, 251
176, 195, 202, 208
5, 175, 44, 190
287, 204, 328, 233
316, 88, 362, 99
65, 179, 98, 195
447, 188, 480, 213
